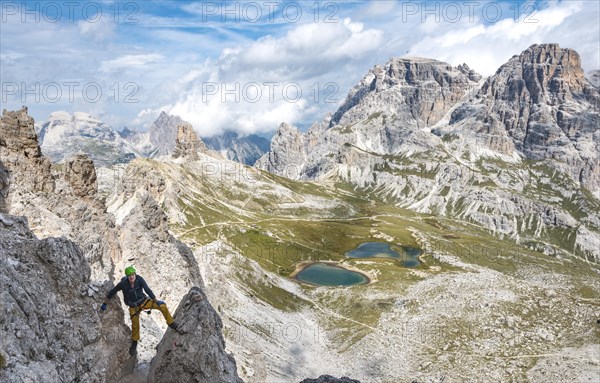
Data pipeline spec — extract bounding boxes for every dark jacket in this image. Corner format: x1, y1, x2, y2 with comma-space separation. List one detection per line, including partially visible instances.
106, 275, 156, 307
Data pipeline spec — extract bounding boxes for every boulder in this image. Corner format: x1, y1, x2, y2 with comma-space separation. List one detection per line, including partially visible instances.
148, 286, 243, 383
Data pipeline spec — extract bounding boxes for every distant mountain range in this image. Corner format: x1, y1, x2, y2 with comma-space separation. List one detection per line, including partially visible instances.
37, 111, 270, 166
37, 111, 136, 166
203, 131, 270, 166
33, 44, 599, 260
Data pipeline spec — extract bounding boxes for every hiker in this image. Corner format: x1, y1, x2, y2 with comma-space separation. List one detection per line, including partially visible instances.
101, 266, 178, 355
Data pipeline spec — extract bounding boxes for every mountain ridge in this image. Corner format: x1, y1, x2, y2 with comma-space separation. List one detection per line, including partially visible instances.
257, 43, 600, 261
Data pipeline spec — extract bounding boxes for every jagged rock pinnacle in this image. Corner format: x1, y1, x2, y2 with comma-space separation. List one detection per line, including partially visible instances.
148, 286, 244, 383
172, 124, 207, 160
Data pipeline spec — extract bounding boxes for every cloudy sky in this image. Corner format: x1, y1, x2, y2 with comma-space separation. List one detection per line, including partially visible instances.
1, 0, 598, 137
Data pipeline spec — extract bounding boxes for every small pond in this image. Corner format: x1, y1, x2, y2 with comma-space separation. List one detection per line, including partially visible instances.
295, 263, 369, 286
345, 242, 422, 267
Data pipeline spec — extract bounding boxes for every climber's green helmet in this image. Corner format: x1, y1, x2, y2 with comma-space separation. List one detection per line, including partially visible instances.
125, 266, 136, 276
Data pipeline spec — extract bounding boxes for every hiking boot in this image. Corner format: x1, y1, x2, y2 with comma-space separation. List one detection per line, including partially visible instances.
168, 322, 179, 330
129, 341, 138, 355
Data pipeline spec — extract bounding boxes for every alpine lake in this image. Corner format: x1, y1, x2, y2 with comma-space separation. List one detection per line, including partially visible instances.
294, 242, 422, 287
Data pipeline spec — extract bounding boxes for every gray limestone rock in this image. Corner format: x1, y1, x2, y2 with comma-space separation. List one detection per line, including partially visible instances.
330, 57, 478, 128
0, 107, 55, 195
172, 123, 207, 160
0, 212, 133, 383
588, 69, 600, 88
149, 111, 189, 156
148, 286, 243, 383
255, 122, 306, 178
62, 154, 98, 198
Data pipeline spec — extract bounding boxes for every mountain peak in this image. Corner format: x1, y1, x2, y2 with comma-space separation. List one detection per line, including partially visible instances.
202, 130, 270, 165
118, 126, 136, 139
482, 43, 591, 106
330, 56, 481, 127
37, 110, 129, 165
149, 112, 190, 156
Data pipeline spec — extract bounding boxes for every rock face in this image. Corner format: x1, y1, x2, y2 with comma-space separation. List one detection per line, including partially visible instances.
330, 57, 477, 128
257, 44, 600, 261
149, 111, 189, 156
257, 57, 480, 181
450, 43, 600, 191
588, 69, 600, 88
0, 213, 133, 382
0, 107, 55, 195
148, 286, 243, 383
299, 376, 361, 383
62, 154, 98, 198
172, 123, 207, 160
203, 131, 270, 166
255, 122, 306, 178
0, 160, 8, 213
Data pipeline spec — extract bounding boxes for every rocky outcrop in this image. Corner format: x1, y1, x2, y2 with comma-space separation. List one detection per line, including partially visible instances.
299, 376, 361, 383
172, 123, 207, 160
148, 287, 243, 383
0, 107, 55, 195
0, 213, 133, 382
149, 111, 189, 156
255, 123, 306, 178
62, 154, 98, 198
458, 63, 482, 82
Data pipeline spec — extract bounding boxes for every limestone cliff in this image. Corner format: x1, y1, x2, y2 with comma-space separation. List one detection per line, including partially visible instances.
0, 107, 210, 378
450, 43, 600, 192
0, 213, 133, 382
0, 107, 120, 280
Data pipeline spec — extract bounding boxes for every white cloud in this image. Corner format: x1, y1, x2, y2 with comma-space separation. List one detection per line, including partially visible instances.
100, 54, 164, 72
404, 0, 596, 75
361, 1, 397, 18
77, 17, 116, 43
2, 0, 597, 135
161, 18, 384, 136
